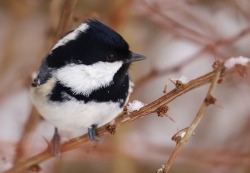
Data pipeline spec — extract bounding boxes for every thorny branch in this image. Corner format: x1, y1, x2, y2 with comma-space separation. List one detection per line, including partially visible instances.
135, 0, 250, 88
163, 62, 223, 173
4, 62, 250, 173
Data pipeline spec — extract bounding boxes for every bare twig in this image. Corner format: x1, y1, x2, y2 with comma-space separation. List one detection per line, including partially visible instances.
51, 0, 78, 47
13, 0, 78, 164
142, 0, 213, 45
164, 62, 223, 173
14, 108, 40, 163
134, 0, 250, 89
5, 61, 249, 173
135, 27, 250, 88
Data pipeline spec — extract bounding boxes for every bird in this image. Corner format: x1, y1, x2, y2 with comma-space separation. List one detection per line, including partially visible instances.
30, 19, 146, 155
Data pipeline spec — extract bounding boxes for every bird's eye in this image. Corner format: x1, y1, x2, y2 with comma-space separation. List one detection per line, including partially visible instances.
107, 54, 117, 62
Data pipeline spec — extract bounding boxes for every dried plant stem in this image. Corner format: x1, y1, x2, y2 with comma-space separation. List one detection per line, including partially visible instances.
164, 65, 223, 173
13, 0, 78, 164
51, 0, 78, 47
135, 26, 250, 88
142, 0, 212, 45
14, 108, 40, 163
5, 64, 249, 173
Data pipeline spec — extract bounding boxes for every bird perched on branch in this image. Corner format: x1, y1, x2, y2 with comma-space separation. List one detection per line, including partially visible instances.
30, 19, 146, 155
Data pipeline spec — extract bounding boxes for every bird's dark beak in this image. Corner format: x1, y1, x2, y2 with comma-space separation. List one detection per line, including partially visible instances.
125, 52, 146, 64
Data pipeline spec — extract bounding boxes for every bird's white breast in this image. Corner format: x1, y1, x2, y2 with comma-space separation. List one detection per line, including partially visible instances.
30, 78, 123, 133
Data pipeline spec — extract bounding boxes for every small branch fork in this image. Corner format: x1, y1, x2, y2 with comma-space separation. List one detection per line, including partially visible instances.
163, 62, 223, 173
4, 62, 249, 173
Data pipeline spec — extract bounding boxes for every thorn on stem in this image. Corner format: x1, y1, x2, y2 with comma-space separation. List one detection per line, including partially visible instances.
29, 164, 41, 172
165, 114, 175, 123
171, 127, 194, 143
164, 76, 189, 93
163, 84, 167, 93
213, 60, 225, 75
212, 60, 221, 70
42, 136, 51, 151
205, 95, 217, 106
175, 80, 184, 89
107, 124, 116, 135
218, 78, 225, 83
163, 80, 174, 93
156, 165, 165, 173
123, 105, 128, 113
156, 105, 170, 117
168, 78, 185, 90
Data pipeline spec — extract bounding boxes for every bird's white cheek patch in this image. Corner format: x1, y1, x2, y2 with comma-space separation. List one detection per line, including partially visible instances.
55, 61, 123, 96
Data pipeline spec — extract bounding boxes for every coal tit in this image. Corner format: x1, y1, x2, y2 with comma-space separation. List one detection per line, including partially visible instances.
30, 20, 146, 153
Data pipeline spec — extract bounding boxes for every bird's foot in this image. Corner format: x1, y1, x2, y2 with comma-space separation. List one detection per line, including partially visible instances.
87, 124, 98, 142
50, 127, 61, 157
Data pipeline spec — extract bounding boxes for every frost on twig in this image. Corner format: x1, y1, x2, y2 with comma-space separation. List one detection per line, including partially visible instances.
4, 59, 250, 173
156, 105, 175, 123
164, 63, 223, 173
0, 157, 13, 172
224, 56, 250, 69
163, 75, 190, 93
178, 75, 189, 84
156, 165, 165, 173
171, 127, 189, 143
127, 100, 145, 114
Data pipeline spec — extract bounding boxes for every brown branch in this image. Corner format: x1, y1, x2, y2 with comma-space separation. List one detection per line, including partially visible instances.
50, 0, 78, 47
135, 0, 250, 89
13, 0, 78, 164
164, 62, 223, 173
14, 108, 40, 164
135, 26, 250, 88
141, 0, 214, 45
135, 45, 208, 87
5, 61, 249, 173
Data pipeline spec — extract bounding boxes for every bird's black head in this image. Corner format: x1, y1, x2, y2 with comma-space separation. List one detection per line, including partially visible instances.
46, 20, 145, 68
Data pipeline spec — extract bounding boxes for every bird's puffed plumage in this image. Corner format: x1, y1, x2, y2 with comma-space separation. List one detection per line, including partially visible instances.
30, 20, 144, 136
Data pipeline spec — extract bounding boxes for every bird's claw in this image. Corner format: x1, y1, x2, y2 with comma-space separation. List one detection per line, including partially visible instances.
50, 128, 61, 157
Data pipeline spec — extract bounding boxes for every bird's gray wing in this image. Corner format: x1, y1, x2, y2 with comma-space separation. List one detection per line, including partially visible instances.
32, 56, 53, 87
128, 74, 135, 94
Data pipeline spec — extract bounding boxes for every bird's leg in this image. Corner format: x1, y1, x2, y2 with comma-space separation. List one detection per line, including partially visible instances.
87, 124, 98, 141
50, 127, 61, 157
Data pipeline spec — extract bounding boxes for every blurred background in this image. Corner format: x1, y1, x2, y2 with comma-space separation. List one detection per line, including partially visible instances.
0, 0, 250, 172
